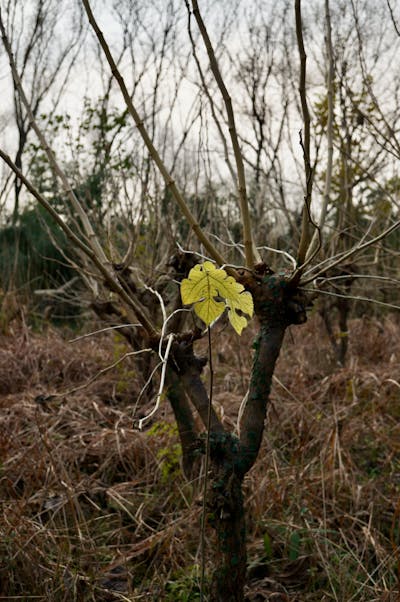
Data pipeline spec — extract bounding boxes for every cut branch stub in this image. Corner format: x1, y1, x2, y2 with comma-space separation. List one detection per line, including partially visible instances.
239, 269, 308, 326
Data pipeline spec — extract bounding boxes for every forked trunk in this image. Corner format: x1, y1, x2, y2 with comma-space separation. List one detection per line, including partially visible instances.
168, 272, 307, 600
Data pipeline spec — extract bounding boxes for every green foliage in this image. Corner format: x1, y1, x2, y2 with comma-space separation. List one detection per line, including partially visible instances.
148, 422, 182, 483
27, 101, 134, 219
156, 443, 182, 483
262, 532, 273, 559
165, 565, 202, 601
288, 530, 302, 561
0, 203, 75, 293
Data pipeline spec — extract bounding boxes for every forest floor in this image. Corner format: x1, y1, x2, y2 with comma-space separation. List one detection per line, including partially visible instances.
1, 312, 399, 601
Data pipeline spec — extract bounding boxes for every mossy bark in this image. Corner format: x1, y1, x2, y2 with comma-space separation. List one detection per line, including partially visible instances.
208, 433, 246, 601
239, 271, 307, 475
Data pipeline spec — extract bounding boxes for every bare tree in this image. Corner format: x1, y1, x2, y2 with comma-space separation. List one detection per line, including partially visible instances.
1, 0, 86, 224
1, 1, 399, 600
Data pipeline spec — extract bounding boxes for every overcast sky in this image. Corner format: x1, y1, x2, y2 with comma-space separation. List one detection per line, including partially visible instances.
1, 0, 400, 220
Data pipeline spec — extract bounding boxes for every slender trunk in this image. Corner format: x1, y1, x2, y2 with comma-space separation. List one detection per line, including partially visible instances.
209, 272, 306, 599
169, 341, 247, 599
207, 310, 292, 598
337, 296, 349, 366
12, 131, 27, 225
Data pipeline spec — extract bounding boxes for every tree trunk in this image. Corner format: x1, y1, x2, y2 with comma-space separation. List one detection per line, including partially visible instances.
208, 432, 247, 601
209, 272, 307, 599
168, 271, 308, 600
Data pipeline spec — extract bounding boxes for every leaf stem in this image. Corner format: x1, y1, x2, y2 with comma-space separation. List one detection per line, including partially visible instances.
200, 326, 213, 600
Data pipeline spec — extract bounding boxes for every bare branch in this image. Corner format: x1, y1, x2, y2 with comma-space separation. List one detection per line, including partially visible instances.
0, 8, 109, 268
190, 0, 259, 268
294, 0, 315, 268
0, 148, 157, 336
183, 0, 236, 185
306, 0, 334, 261
81, 0, 227, 268
386, 0, 400, 37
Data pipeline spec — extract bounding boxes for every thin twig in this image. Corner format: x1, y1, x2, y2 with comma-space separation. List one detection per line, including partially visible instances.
52, 348, 153, 398
301, 287, 400, 311
69, 323, 142, 343
387, 0, 400, 36
294, 0, 315, 269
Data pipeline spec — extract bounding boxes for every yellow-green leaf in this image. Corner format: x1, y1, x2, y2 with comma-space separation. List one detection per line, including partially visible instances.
180, 261, 253, 334
226, 292, 254, 335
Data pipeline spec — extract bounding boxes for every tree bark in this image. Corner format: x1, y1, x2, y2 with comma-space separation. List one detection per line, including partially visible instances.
239, 271, 307, 475
208, 432, 246, 602
169, 271, 307, 601
165, 369, 201, 481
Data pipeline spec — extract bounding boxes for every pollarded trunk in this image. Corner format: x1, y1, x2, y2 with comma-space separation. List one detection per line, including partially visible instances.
168, 271, 308, 601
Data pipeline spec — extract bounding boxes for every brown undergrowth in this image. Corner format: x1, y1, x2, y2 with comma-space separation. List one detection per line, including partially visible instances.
0, 314, 399, 600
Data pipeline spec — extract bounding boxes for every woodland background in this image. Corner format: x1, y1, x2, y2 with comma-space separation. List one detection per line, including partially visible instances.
0, 0, 399, 599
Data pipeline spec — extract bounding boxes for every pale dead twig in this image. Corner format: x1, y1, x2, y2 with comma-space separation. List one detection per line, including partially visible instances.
315, 274, 400, 287
209, 233, 297, 269
300, 216, 400, 286
137, 334, 174, 430
302, 286, 400, 312
52, 348, 153, 398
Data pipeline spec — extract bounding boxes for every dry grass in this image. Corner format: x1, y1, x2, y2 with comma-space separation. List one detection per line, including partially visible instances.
0, 314, 399, 600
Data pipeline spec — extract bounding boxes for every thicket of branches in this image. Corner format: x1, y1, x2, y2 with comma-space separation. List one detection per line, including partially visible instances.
0, 0, 399, 600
